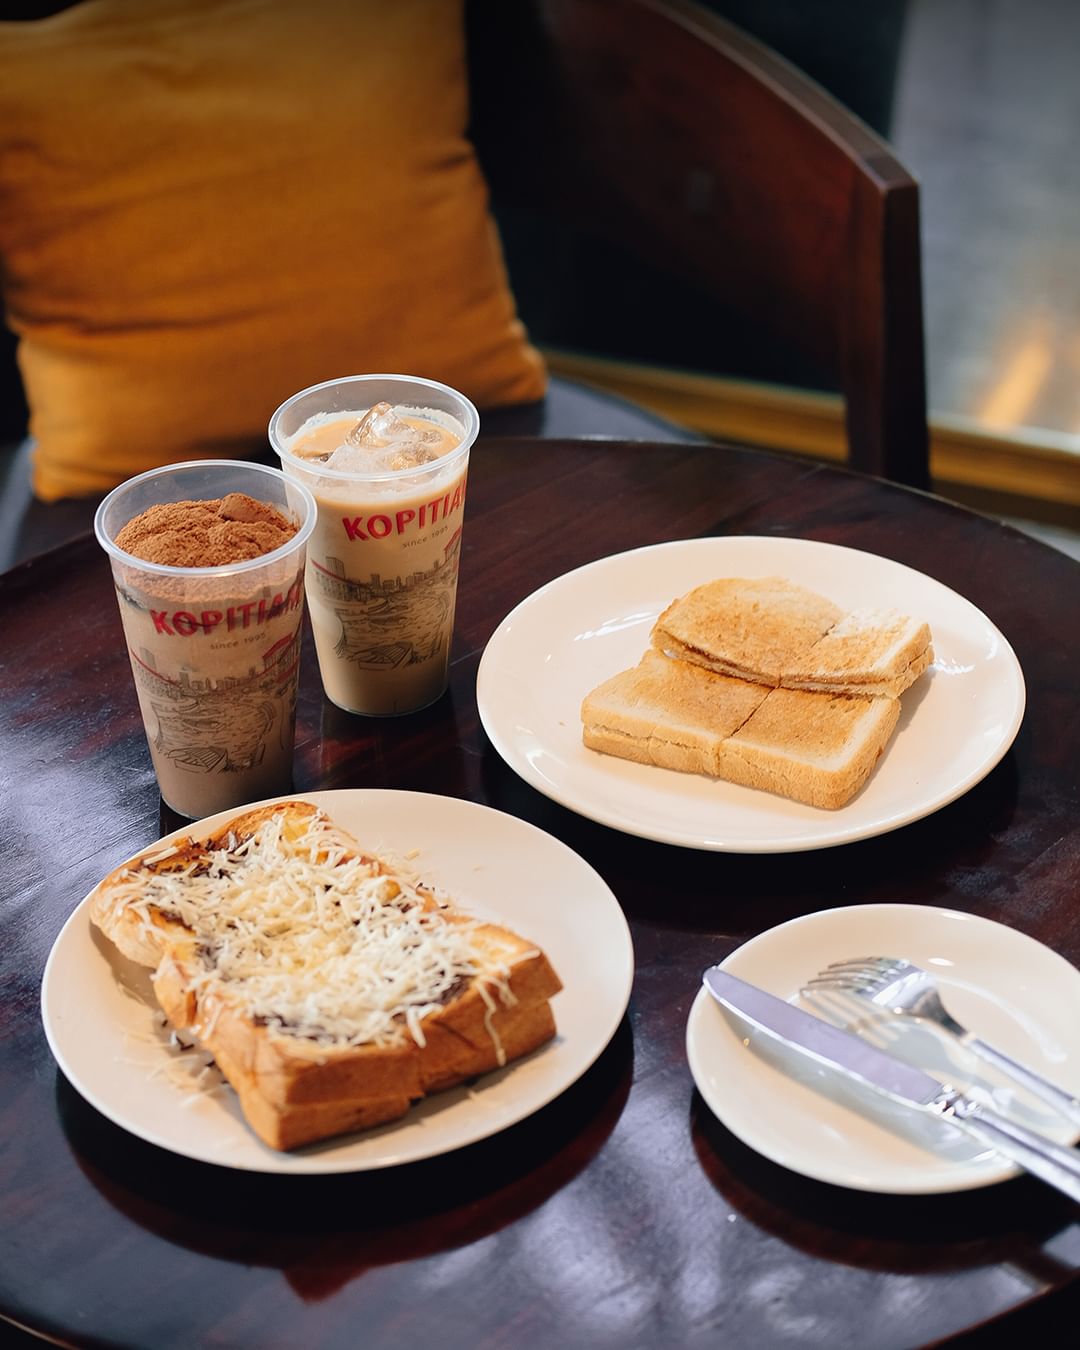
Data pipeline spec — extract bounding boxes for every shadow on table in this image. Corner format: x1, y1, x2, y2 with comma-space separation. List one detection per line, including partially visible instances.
690, 1095, 1080, 1346
55, 1018, 633, 1301
691, 1092, 1079, 1273
478, 735, 1024, 939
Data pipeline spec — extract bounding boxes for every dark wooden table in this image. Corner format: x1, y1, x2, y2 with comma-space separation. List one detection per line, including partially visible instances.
2, 438, 1078, 1349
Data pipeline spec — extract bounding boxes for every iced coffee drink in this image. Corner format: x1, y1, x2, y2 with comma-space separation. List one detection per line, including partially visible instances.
270, 375, 479, 715
95, 461, 317, 818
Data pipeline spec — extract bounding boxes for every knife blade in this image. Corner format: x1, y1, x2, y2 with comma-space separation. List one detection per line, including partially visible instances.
703, 966, 1080, 1203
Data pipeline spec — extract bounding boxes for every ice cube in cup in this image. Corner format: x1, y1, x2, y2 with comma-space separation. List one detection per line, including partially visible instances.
347, 401, 440, 449
323, 442, 382, 473
380, 442, 441, 470
323, 439, 437, 475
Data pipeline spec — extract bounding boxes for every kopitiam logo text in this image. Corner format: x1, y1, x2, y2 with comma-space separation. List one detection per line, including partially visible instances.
145, 580, 304, 636
341, 482, 466, 542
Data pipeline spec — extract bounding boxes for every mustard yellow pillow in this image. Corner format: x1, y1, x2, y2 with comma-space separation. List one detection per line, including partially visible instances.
0, 0, 545, 501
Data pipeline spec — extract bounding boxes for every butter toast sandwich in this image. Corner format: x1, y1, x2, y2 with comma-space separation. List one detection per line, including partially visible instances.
581, 649, 901, 809
651, 577, 932, 697
90, 801, 562, 1150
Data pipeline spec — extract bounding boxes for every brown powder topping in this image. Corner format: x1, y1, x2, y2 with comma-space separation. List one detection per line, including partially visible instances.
115, 494, 298, 567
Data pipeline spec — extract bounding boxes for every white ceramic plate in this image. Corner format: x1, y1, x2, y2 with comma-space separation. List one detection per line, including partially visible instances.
686, 904, 1080, 1193
41, 790, 633, 1174
476, 536, 1025, 852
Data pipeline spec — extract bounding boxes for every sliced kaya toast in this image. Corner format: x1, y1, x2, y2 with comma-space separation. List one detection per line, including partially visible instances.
581, 649, 901, 808
89, 801, 562, 1150
651, 576, 933, 697
717, 683, 901, 809
652, 576, 843, 686
581, 648, 771, 777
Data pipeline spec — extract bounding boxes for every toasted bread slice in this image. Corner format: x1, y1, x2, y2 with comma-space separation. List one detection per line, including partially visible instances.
90, 801, 562, 1149
782, 607, 934, 697
717, 686, 901, 808
651, 576, 843, 685
581, 651, 900, 808
651, 576, 933, 696
241, 1092, 415, 1153
581, 649, 769, 775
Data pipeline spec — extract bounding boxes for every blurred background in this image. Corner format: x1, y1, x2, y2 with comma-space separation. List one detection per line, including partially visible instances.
2, 0, 1078, 551
494, 0, 1080, 553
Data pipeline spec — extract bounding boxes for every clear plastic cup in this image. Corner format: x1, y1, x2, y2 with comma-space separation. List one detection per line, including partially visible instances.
269, 374, 479, 715
94, 460, 317, 818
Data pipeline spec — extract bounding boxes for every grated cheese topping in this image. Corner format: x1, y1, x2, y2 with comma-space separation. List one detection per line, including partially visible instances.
98, 810, 515, 1053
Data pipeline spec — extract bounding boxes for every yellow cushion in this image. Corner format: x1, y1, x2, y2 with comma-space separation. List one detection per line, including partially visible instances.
0, 0, 545, 501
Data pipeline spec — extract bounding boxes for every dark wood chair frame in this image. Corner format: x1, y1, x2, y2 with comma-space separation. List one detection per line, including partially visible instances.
469, 0, 930, 489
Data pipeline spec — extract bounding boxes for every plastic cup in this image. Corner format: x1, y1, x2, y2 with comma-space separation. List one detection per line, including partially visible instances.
94, 460, 317, 818
269, 374, 479, 715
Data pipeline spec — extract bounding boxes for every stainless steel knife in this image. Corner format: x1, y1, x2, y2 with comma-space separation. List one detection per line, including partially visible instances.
703, 966, 1080, 1202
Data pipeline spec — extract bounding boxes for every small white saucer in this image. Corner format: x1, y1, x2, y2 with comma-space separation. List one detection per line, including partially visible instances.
687, 904, 1080, 1193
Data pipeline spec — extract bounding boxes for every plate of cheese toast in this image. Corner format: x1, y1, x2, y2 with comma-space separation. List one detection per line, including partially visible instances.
41, 791, 633, 1172
476, 536, 1025, 852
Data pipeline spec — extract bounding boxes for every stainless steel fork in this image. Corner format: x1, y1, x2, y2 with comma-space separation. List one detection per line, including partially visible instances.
806, 956, 1080, 1128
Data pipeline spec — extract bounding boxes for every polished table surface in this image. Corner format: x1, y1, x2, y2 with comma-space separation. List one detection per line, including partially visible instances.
2, 437, 1079, 1348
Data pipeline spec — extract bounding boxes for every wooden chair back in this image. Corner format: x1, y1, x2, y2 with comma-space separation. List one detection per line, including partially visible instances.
468, 0, 930, 488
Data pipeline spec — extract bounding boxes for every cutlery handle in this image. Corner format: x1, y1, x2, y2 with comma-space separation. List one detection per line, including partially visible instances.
965, 1036, 1080, 1128
949, 1096, 1080, 1203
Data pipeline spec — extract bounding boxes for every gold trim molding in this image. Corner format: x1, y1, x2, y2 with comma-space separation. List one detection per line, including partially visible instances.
543, 349, 1080, 513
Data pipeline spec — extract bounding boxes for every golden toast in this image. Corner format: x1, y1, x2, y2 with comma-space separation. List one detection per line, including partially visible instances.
583, 576, 932, 808
651, 576, 932, 697
90, 800, 562, 1149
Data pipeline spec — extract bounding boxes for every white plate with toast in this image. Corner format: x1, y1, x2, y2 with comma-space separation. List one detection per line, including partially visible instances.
476, 536, 1025, 852
41, 790, 634, 1173
686, 904, 1080, 1193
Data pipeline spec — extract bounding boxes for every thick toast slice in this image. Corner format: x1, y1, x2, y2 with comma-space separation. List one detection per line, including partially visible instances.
717, 684, 901, 809
651, 576, 843, 685
782, 607, 933, 697
651, 577, 932, 697
90, 801, 562, 1149
581, 648, 770, 776
581, 650, 900, 808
